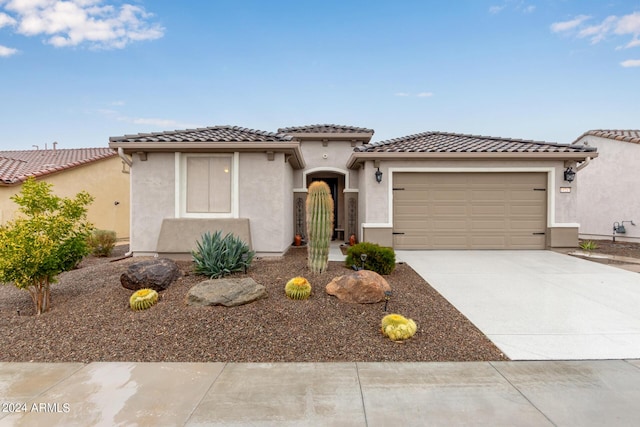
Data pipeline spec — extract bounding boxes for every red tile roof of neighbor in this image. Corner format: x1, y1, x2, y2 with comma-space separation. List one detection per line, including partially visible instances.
356, 131, 597, 153
278, 124, 375, 134
110, 126, 294, 143
0, 148, 116, 185
573, 130, 640, 145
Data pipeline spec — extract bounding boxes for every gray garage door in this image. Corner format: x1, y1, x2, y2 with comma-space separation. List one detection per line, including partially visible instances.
393, 172, 547, 249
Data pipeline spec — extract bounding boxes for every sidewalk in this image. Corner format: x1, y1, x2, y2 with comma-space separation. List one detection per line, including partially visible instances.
2, 360, 640, 426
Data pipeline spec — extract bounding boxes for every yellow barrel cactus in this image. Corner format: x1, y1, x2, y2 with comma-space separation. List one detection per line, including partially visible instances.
285, 277, 312, 300
129, 288, 159, 311
381, 313, 417, 341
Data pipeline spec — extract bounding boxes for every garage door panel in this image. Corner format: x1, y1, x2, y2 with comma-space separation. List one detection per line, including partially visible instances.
393, 172, 546, 250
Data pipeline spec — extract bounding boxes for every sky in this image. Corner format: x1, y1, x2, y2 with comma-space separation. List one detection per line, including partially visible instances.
0, 0, 639, 151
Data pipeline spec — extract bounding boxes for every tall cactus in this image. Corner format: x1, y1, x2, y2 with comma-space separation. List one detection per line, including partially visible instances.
306, 181, 334, 273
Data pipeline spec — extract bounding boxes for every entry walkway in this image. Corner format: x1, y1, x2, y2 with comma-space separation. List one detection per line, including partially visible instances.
2, 360, 640, 426
396, 250, 640, 360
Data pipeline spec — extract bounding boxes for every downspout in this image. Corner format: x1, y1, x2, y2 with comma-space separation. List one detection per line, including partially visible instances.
117, 147, 133, 257
576, 156, 592, 172
118, 147, 132, 167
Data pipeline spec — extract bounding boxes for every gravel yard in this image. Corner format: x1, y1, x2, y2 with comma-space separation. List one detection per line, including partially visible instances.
0, 245, 509, 363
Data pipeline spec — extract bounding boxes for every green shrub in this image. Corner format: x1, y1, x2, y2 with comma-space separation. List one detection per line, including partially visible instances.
0, 177, 93, 314
87, 229, 117, 257
579, 240, 598, 252
345, 242, 396, 275
192, 231, 255, 279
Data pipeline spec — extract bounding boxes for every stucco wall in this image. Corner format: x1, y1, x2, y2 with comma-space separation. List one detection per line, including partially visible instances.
357, 158, 578, 246
0, 156, 130, 239
239, 152, 292, 255
296, 140, 358, 189
576, 136, 639, 241
130, 153, 176, 254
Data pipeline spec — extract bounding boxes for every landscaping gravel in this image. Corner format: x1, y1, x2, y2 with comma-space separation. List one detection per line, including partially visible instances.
0, 245, 507, 363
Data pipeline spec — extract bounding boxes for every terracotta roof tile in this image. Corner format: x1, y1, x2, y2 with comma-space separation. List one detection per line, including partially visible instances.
0, 148, 116, 185
356, 131, 596, 153
573, 129, 640, 145
110, 125, 293, 143
278, 124, 374, 134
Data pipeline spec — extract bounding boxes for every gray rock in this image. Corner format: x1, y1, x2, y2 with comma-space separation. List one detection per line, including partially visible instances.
120, 258, 181, 291
186, 278, 268, 307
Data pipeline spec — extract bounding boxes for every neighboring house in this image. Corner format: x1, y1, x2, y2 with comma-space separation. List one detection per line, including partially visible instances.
0, 148, 130, 239
108, 125, 596, 257
572, 130, 640, 242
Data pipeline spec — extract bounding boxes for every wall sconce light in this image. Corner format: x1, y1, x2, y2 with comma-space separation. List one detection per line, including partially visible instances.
375, 167, 383, 183
564, 167, 576, 183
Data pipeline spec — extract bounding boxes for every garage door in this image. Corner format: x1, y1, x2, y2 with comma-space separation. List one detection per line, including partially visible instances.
393, 172, 547, 249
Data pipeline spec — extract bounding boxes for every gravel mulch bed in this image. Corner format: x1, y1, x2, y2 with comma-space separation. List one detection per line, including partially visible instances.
579, 239, 640, 259
0, 245, 507, 363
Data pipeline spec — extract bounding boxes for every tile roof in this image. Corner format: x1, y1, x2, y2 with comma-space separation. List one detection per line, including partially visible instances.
355, 131, 596, 153
0, 148, 116, 185
277, 124, 374, 134
573, 129, 640, 145
110, 126, 293, 143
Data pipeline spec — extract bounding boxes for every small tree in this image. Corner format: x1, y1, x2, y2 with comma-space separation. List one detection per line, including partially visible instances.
0, 177, 93, 314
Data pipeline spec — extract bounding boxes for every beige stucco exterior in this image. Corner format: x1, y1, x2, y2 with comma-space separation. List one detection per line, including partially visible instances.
0, 156, 130, 239
128, 151, 296, 257
574, 135, 639, 242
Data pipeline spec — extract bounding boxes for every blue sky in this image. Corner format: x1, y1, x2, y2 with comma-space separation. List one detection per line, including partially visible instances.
0, 0, 638, 150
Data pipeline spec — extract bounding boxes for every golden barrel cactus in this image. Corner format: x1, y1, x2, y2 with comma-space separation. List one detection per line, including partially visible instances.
129, 288, 159, 311
285, 277, 312, 300
381, 313, 417, 341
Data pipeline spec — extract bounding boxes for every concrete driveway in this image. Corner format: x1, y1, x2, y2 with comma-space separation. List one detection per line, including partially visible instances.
396, 250, 640, 360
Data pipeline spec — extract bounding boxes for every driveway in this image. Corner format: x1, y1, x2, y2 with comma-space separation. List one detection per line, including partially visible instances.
396, 250, 640, 360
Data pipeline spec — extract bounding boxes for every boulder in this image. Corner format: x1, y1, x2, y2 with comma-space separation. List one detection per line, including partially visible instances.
325, 270, 391, 304
186, 278, 268, 307
120, 258, 181, 291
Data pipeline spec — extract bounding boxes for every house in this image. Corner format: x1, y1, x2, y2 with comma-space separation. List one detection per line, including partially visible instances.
572, 130, 640, 242
108, 125, 596, 257
0, 148, 130, 239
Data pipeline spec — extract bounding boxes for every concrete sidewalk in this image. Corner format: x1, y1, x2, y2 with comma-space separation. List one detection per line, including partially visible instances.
2, 360, 640, 426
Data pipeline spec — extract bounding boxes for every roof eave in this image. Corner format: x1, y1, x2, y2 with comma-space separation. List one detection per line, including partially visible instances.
346, 151, 599, 169
108, 141, 306, 169
283, 132, 373, 143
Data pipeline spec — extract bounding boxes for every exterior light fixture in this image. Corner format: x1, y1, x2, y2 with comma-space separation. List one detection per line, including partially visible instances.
564, 167, 576, 183
241, 253, 249, 274
384, 290, 392, 312
375, 167, 383, 183
360, 253, 368, 270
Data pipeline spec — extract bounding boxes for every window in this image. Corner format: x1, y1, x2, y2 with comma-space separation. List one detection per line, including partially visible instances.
179, 153, 237, 217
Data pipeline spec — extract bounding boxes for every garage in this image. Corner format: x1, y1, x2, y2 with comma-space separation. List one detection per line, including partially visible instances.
393, 172, 547, 249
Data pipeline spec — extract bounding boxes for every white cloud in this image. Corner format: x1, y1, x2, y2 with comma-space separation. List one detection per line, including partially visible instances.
624, 38, 640, 49
394, 92, 410, 97
489, 5, 504, 14
621, 59, 640, 67
110, 100, 125, 106
550, 15, 591, 33
523, 5, 536, 14
0, 45, 18, 56
577, 15, 617, 44
0, 0, 164, 49
615, 11, 640, 35
417, 92, 434, 97
0, 12, 16, 27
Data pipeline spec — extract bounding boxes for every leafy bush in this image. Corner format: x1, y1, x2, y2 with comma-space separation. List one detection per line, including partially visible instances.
0, 177, 93, 314
345, 242, 396, 275
87, 229, 117, 257
192, 231, 255, 279
579, 240, 598, 252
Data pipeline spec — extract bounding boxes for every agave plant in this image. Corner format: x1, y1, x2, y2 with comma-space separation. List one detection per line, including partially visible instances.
192, 231, 255, 279
129, 288, 159, 311
381, 313, 417, 341
285, 276, 312, 300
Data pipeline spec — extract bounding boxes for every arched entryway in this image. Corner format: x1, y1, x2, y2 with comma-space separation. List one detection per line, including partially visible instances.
293, 169, 358, 243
